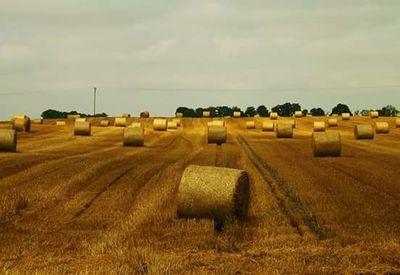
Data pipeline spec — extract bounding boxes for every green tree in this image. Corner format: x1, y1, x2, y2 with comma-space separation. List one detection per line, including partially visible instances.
256, 105, 269, 117
310, 108, 325, 116
244, 106, 257, 117
378, 105, 398, 117
360, 109, 372, 116
302, 109, 308, 116
331, 104, 351, 115
271, 102, 301, 117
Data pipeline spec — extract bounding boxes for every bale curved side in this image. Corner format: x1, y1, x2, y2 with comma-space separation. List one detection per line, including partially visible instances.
114, 117, 127, 127
395, 118, 400, 128
167, 121, 178, 129
312, 132, 341, 157
313, 121, 326, 132
123, 127, 144, 146
0, 129, 17, 152
153, 119, 167, 131
140, 111, 150, 118
177, 165, 250, 225
375, 122, 389, 134
233, 111, 241, 118
370, 111, 379, 119
354, 124, 374, 139
270, 112, 278, 120
276, 123, 293, 138
262, 121, 275, 131
13, 117, 31, 132
294, 111, 302, 118
74, 121, 91, 136
328, 118, 338, 127
342, 113, 351, 120
246, 121, 255, 129
208, 125, 226, 145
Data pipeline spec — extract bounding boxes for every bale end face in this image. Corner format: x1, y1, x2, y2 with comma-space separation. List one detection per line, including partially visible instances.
74, 122, 91, 136
177, 165, 250, 225
354, 124, 374, 139
276, 123, 293, 138
13, 117, 31, 132
208, 125, 226, 145
312, 132, 341, 157
123, 126, 144, 146
0, 129, 17, 152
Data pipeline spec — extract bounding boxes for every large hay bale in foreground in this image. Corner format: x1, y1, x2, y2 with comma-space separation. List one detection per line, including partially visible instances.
246, 121, 255, 129
177, 165, 250, 225
294, 111, 302, 118
370, 111, 379, 119
262, 121, 275, 131
396, 118, 400, 128
32, 119, 43, 124
313, 121, 326, 132
208, 125, 226, 145
342, 113, 351, 120
122, 113, 131, 118
270, 112, 278, 120
312, 132, 341, 157
13, 117, 31, 132
153, 119, 167, 131
56, 121, 66, 126
354, 124, 374, 139
233, 111, 241, 118
140, 111, 150, 118
375, 122, 389, 134
167, 121, 178, 129
11, 114, 27, 123
74, 121, 91, 136
276, 123, 293, 138
114, 117, 127, 127
100, 120, 110, 127
328, 118, 338, 127
0, 129, 17, 152
123, 126, 144, 146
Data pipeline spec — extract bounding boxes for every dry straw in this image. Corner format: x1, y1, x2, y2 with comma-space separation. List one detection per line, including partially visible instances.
172, 118, 181, 126
130, 122, 142, 128
313, 121, 326, 132
370, 111, 379, 119
123, 126, 144, 146
342, 113, 351, 120
246, 121, 255, 129
276, 123, 293, 138
312, 132, 341, 157
56, 121, 66, 126
75, 118, 87, 122
167, 121, 178, 129
208, 125, 226, 145
153, 118, 167, 131
287, 119, 296, 128
100, 120, 110, 127
375, 122, 389, 134
177, 165, 250, 225
328, 118, 338, 127
270, 112, 278, 120
13, 117, 31, 132
122, 113, 131, 118
209, 120, 224, 127
0, 129, 17, 152
262, 121, 275, 131
294, 111, 303, 118
396, 118, 400, 128
233, 111, 241, 118
354, 124, 374, 139
203, 111, 210, 117
74, 121, 91, 136
32, 119, 43, 124
140, 111, 150, 118
114, 117, 127, 127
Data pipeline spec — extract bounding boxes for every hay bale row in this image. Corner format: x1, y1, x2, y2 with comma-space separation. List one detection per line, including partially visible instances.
262, 121, 275, 131
74, 121, 91, 136
375, 122, 389, 134
153, 119, 167, 131
123, 126, 144, 146
13, 117, 31, 132
354, 124, 374, 139
177, 165, 249, 225
313, 121, 326, 132
208, 125, 226, 145
246, 121, 255, 129
0, 129, 17, 152
270, 112, 278, 120
114, 117, 127, 127
312, 132, 341, 157
276, 123, 293, 138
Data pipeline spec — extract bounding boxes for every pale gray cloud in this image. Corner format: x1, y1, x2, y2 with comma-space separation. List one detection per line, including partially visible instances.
0, 0, 399, 119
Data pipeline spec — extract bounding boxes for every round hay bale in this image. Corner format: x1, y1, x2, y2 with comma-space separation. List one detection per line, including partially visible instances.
167, 121, 178, 129
262, 121, 275, 131
294, 111, 303, 118
312, 132, 341, 157
210, 120, 224, 127
74, 121, 91, 136
153, 119, 167, 131
67, 114, 80, 120
375, 122, 389, 134
32, 119, 43, 124
100, 120, 110, 127
254, 114, 260, 118
370, 111, 379, 119
130, 122, 142, 128
276, 123, 293, 138
342, 113, 351, 120
172, 118, 181, 126
233, 111, 241, 118
396, 118, 400, 128
123, 126, 144, 146
75, 118, 87, 123
176, 112, 183, 117
354, 124, 374, 139
114, 117, 127, 127
122, 113, 131, 118
0, 129, 17, 152
270, 112, 278, 120
11, 114, 27, 123
313, 121, 326, 132
246, 121, 255, 129
328, 118, 338, 127
13, 117, 31, 132
177, 165, 250, 225
202, 111, 210, 117
56, 121, 66, 126
140, 111, 150, 118
208, 125, 226, 145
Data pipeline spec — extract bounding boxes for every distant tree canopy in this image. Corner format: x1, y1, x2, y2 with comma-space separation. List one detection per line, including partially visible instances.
41, 109, 107, 119
256, 105, 269, 117
271, 102, 301, 117
310, 108, 325, 116
331, 104, 352, 115
378, 105, 398, 117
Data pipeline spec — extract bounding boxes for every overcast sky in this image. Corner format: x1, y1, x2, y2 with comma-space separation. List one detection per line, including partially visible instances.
1, 0, 399, 119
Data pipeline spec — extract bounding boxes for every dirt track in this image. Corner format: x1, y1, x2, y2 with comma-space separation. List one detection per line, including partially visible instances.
0, 117, 399, 274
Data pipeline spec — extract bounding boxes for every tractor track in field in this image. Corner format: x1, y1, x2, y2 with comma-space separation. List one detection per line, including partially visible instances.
237, 134, 332, 240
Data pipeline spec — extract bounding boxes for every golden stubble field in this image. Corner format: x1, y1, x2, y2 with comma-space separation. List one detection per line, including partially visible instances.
0, 116, 399, 274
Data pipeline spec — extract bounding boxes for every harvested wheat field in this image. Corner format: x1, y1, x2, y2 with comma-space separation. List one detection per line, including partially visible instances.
0, 116, 400, 274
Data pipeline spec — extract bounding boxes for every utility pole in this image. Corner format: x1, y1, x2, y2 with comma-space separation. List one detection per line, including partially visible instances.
93, 87, 97, 116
